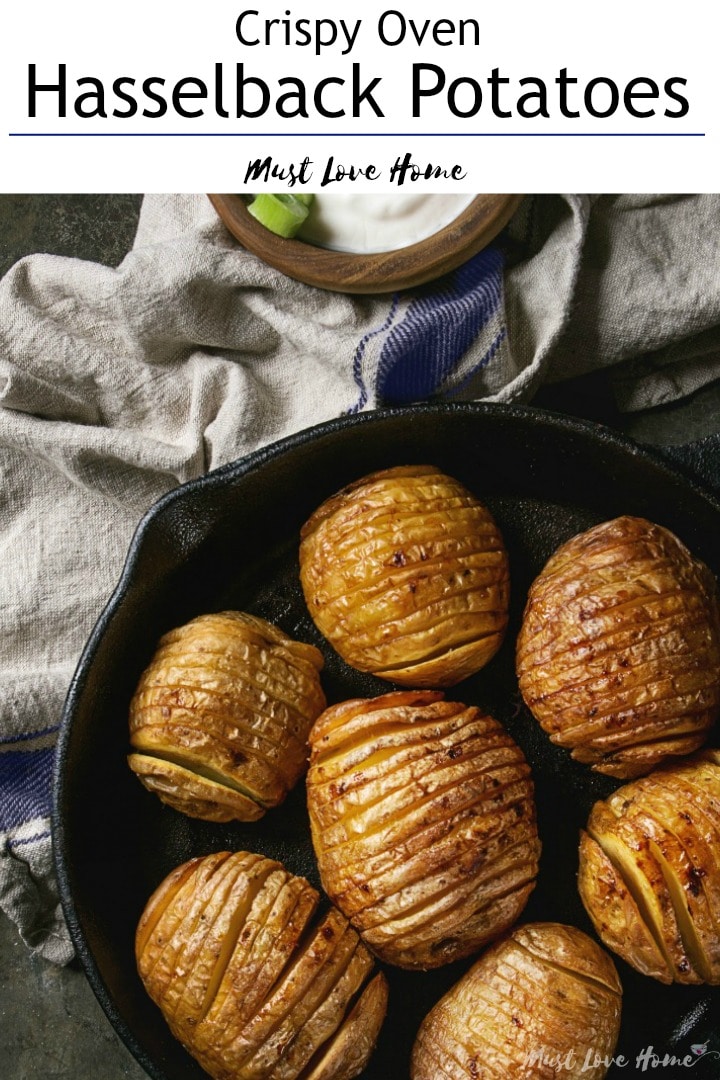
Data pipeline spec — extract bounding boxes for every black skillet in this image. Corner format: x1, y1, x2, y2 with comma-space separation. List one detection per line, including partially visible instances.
53, 402, 720, 1080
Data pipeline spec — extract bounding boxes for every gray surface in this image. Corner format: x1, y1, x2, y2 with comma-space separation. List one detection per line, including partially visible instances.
0, 195, 719, 1080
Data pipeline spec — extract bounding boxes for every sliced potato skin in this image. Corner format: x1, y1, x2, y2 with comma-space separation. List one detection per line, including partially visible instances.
128, 611, 326, 822
516, 516, 720, 778
136, 851, 388, 1080
299, 465, 510, 688
578, 752, 720, 985
411, 922, 622, 1080
307, 690, 540, 970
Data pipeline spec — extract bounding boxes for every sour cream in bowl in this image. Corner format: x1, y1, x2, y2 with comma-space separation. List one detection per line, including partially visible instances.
298, 193, 478, 254
208, 192, 523, 294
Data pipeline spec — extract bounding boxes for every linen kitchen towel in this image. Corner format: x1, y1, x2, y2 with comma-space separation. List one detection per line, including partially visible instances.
1, 192, 719, 962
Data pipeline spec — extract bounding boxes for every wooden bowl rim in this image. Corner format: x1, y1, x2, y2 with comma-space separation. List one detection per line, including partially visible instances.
207, 193, 523, 294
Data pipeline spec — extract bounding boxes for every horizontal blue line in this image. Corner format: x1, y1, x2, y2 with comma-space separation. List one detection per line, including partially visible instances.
5, 829, 51, 849
0, 723, 60, 746
8, 131, 707, 138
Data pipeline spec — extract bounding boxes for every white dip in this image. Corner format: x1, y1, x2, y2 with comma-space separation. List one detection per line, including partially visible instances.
298, 194, 476, 254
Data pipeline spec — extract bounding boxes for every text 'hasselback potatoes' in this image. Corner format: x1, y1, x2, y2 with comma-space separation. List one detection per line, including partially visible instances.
128, 611, 326, 822
299, 465, 510, 688
578, 750, 720, 985
136, 851, 388, 1080
306, 690, 541, 970
517, 515, 720, 778
411, 922, 622, 1080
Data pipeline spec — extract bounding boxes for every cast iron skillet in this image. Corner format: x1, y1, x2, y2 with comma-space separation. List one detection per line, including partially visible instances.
53, 403, 720, 1080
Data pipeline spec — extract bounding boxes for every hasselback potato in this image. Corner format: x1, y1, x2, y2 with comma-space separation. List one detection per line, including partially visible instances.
128, 611, 326, 822
306, 690, 540, 969
516, 515, 720, 778
411, 922, 622, 1080
136, 851, 388, 1080
578, 749, 720, 985
299, 465, 509, 687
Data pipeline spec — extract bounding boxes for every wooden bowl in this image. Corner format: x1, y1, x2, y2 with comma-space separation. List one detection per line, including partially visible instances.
207, 193, 523, 294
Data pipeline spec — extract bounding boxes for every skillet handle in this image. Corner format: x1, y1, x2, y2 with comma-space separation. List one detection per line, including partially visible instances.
654, 432, 720, 500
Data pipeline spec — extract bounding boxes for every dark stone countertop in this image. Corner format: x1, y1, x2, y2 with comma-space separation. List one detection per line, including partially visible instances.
0, 195, 719, 1080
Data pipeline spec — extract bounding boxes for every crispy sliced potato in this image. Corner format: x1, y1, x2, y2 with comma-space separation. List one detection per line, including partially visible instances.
136, 851, 388, 1080
307, 690, 540, 969
299, 466, 509, 687
517, 516, 720, 777
411, 922, 622, 1080
128, 611, 326, 821
578, 752, 720, 984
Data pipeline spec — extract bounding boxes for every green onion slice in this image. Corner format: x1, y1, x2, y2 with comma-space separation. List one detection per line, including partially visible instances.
247, 193, 314, 238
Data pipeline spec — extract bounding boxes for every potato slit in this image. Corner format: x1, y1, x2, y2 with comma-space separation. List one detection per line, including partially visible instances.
367, 865, 537, 943
311, 708, 502, 772
136, 747, 267, 806
134, 858, 202, 961
528, 647, 717, 718
316, 770, 532, 852
141, 853, 242, 985
365, 866, 537, 946
151, 614, 324, 677
314, 730, 517, 794
316, 765, 530, 850
305, 501, 495, 546
298, 970, 387, 1080
314, 546, 506, 610
198, 861, 278, 1021
201, 878, 315, 1040
336, 806, 540, 911
130, 711, 309, 786
168, 856, 274, 1025
267, 944, 372, 1077
656, 775, 720, 848
133, 683, 312, 745
588, 827, 674, 973
374, 628, 502, 675
549, 696, 715, 751
649, 840, 711, 982
310, 712, 470, 770
136, 660, 322, 729
133, 713, 304, 776
518, 589, 711, 663
513, 940, 623, 998
344, 585, 505, 640
222, 916, 359, 1071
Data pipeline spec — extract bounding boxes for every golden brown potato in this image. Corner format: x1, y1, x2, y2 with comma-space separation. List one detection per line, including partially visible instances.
578, 749, 720, 985
516, 516, 720, 778
128, 611, 326, 822
306, 690, 540, 970
411, 922, 622, 1080
299, 465, 509, 688
136, 850, 388, 1080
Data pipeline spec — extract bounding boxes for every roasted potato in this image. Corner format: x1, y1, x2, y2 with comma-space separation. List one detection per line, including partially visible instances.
136, 850, 388, 1080
128, 611, 326, 822
516, 515, 720, 778
306, 690, 540, 969
299, 465, 509, 687
578, 749, 720, 985
411, 922, 622, 1080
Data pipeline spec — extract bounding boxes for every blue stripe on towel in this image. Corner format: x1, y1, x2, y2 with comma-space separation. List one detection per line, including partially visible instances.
0, 724, 60, 746
347, 293, 401, 414
0, 748, 54, 831
375, 246, 505, 405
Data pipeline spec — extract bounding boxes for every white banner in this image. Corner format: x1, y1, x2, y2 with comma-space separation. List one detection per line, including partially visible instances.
2, 0, 716, 191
